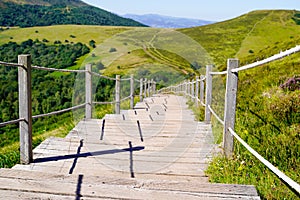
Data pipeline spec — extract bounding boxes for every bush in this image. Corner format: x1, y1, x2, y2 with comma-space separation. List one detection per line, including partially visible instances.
280, 77, 300, 91
267, 90, 300, 125
109, 47, 117, 53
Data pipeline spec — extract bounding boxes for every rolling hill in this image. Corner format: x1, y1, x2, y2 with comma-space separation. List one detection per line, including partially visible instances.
0, 0, 146, 27
179, 9, 300, 69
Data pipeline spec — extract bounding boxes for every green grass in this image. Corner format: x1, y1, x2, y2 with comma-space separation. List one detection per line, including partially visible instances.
0, 25, 131, 46
0, 113, 75, 168
179, 10, 300, 70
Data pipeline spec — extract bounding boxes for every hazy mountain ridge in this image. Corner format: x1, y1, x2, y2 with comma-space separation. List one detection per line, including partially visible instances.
123, 14, 214, 28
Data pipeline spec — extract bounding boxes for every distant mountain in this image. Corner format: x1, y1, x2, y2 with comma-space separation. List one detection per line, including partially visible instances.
0, 0, 146, 27
122, 14, 214, 28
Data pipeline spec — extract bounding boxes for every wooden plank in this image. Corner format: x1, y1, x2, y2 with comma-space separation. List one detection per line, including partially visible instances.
0, 169, 259, 199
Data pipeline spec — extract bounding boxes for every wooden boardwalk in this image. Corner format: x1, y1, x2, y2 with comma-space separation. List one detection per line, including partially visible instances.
0, 95, 260, 199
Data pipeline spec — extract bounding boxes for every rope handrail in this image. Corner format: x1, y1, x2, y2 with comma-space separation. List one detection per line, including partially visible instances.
120, 96, 131, 102
210, 71, 227, 75
0, 61, 24, 68
200, 101, 206, 107
199, 76, 206, 81
93, 101, 115, 105
32, 65, 86, 73
228, 128, 300, 195
208, 105, 225, 126
0, 118, 25, 128
32, 103, 86, 119
232, 45, 300, 73
91, 72, 116, 81
195, 97, 206, 107
121, 78, 131, 81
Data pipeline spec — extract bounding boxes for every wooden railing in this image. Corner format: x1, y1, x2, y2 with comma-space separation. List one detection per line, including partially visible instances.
159, 45, 300, 195
0, 55, 156, 164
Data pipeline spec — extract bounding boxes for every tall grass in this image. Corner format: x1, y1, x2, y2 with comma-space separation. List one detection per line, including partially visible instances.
206, 54, 300, 199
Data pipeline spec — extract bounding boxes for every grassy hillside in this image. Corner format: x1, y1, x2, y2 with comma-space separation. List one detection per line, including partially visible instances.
180, 10, 300, 199
0, 25, 131, 46
0, 0, 145, 27
180, 10, 300, 69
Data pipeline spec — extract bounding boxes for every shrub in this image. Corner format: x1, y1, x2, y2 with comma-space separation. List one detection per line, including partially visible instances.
109, 47, 117, 53
280, 77, 300, 91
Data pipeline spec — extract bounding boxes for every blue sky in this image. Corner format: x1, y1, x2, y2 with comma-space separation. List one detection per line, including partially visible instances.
81, 0, 300, 21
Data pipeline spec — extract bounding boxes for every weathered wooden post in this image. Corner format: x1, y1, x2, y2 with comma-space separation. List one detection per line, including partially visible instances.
115, 75, 121, 114
151, 79, 154, 95
200, 75, 205, 104
139, 78, 143, 102
85, 64, 92, 119
223, 59, 239, 158
184, 81, 187, 96
18, 55, 33, 164
144, 78, 147, 98
187, 81, 190, 96
147, 79, 151, 97
195, 76, 199, 105
153, 81, 156, 95
130, 74, 134, 109
205, 65, 213, 124
191, 79, 195, 100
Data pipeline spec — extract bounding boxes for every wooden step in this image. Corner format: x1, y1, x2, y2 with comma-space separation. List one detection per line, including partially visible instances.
0, 168, 260, 200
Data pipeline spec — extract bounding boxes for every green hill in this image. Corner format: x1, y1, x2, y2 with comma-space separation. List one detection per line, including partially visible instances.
0, 0, 146, 27
180, 10, 300, 69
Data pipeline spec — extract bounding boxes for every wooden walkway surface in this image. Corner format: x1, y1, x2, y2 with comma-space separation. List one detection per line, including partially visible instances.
0, 95, 260, 199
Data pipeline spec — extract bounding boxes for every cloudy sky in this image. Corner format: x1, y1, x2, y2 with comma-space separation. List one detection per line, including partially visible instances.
82, 0, 300, 21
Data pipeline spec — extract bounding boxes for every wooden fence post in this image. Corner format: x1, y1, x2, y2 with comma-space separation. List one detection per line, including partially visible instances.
223, 59, 239, 158
191, 79, 195, 100
115, 75, 120, 114
147, 80, 151, 97
187, 81, 190, 96
153, 81, 156, 95
200, 75, 204, 104
139, 78, 143, 102
18, 55, 33, 164
130, 74, 134, 109
144, 78, 147, 98
85, 64, 92, 119
205, 65, 213, 124
195, 76, 199, 105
